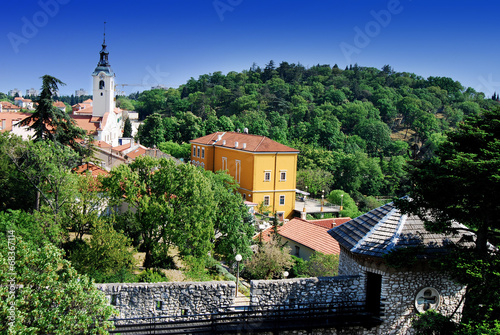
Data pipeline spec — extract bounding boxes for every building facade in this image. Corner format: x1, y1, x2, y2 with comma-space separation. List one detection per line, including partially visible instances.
190, 132, 299, 219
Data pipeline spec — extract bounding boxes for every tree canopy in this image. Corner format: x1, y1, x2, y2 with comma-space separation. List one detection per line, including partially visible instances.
396, 107, 500, 333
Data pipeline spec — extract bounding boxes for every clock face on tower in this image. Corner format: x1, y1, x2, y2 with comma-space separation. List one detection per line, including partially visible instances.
99, 73, 105, 80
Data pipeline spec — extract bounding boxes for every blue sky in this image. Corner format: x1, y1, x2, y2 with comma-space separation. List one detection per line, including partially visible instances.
2, 0, 499, 97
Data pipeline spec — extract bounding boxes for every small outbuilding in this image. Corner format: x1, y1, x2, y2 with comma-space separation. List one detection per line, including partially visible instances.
328, 201, 472, 334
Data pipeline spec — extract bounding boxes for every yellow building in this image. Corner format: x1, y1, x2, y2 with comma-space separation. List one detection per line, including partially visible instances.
190, 132, 299, 220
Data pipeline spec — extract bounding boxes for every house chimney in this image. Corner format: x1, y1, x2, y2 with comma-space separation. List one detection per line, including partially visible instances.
217, 134, 222, 141
235, 141, 238, 148
242, 143, 247, 149
222, 140, 226, 146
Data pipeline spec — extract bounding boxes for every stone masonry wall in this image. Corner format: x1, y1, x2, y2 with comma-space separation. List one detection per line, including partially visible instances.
250, 276, 363, 307
96, 251, 466, 335
96, 281, 236, 320
338, 250, 467, 335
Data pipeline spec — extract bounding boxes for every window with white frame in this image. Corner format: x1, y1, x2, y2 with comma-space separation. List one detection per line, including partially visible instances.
263, 195, 270, 206
279, 195, 285, 205
222, 157, 227, 171
264, 170, 271, 182
235, 160, 241, 183
201, 147, 205, 159
192, 146, 196, 157
280, 170, 287, 181
197, 146, 200, 157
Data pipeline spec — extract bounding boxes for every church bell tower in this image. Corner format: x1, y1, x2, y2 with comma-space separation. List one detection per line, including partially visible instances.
92, 24, 115, 117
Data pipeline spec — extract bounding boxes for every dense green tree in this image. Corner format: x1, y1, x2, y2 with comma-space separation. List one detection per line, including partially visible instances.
157, 141, 191, 161
7, 141, 80, 224
18, 75, 88, 157
0, 134, 36, 212
137, 112, 165, 147
63, 173, 106, 240
397, 107, 500, 332
0, 210, 63, 247
102, 156, 216, 268
0, 237, 116, 333
327, 189, 361, 218
116, 96, 136, 111
178, 112, 204, 143
296, 169, 334, 197
123, 116, 133, 137
136, 88, 166, 118
69, 219, 136, 282
206, 171, 254, 262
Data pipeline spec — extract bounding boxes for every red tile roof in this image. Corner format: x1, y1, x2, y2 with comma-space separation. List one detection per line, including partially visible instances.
1, 101, 21, 111
74, 162, 109, 176
191, 132, 299, 153
308, 217, 352, 229
53, 101, 66, 108
71, 115, 100, 135
126, 146, 147, 159
94, 140, 112, 149
255, 218, 342, 255
112, 143, 131, 152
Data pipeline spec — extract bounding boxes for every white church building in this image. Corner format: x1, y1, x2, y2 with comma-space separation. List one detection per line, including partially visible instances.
72, 36, 124, 147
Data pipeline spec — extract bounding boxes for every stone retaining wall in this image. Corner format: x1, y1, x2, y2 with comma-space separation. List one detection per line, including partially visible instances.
96, 281, 236, 320
250, 276, 363, 307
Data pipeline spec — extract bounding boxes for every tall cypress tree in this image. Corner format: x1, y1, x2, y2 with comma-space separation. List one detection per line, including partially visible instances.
123, 117, 132, 138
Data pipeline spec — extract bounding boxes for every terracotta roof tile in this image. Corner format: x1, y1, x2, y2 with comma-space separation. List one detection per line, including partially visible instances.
74, 162, 108, 177
1, 101, 21, 110
71, 115, 99, 135
308, 218, 352, 229
94, 140, 112, 148
190, 132, 299, 153
112, 143, 131, 152
255, 218, 340, 255
126, 146, 147, 159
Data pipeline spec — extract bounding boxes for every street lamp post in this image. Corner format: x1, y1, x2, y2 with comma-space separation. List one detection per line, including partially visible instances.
283, 271, 289, 279
340, 194, 344, 211
321, 190, 325, 218
235, 254, 242, 297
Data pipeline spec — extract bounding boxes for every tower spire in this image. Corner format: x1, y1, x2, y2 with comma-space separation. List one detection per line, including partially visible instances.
96, 22, 111, 68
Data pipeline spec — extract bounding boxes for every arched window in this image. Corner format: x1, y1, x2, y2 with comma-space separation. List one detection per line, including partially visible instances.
99, 80, 105, 89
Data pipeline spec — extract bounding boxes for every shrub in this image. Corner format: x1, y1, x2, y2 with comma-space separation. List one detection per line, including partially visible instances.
137, 268, 169, 283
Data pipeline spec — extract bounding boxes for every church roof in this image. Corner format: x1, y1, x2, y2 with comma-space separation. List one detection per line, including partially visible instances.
328, 200, 476, 258
191, 132, 299, 153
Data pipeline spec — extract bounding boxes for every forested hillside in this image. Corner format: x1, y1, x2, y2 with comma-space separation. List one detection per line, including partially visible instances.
121, 62, 498, 203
